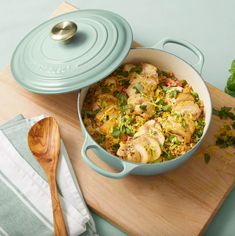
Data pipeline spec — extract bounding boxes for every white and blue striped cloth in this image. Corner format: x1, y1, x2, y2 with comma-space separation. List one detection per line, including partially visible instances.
0, 115, 97, 236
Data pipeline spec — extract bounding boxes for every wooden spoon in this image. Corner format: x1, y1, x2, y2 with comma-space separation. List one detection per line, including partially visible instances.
28, 117, 68, 236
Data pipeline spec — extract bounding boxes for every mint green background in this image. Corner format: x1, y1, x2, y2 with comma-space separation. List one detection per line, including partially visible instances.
0, 0, 235, 235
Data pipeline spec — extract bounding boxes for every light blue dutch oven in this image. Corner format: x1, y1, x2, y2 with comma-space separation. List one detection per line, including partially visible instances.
78, 38, 212, 179
10, 9, 212, 179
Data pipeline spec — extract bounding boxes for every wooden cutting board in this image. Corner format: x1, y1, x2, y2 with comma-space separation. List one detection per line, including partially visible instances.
1, 2, 235, 236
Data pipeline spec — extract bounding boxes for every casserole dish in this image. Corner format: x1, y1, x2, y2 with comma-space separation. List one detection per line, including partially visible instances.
10, 10, 212, 179
78, 38, 212, 179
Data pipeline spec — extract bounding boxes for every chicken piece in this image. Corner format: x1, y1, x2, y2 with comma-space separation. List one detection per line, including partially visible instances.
127, 95, 155, 119
140, 63, 158, 78
165, 87, 183, 104
132, 135, 162, 163
100, 119, 118, 134
117, 141, 141, 163
101, 76, 118, 92
95, 105, 119, 123
183, 85, 191, 94
162, 116, 195, 143
117, 134, 162, 163
172, 100, 201, 119
123, 63, 135, 72
134, 120, 165, 146
126, 76, 158, 97
94, 94, 118, 109
176, 92, 195, 103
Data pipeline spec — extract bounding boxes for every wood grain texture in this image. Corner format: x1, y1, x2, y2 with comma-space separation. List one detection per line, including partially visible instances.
1, 2, 235, 236
28, 117, 67, 236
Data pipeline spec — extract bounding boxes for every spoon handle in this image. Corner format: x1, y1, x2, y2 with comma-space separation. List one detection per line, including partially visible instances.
48, 174, 68, 236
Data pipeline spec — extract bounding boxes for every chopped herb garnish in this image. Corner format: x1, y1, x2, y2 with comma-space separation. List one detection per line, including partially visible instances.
82, 108, 100, 118
216, 135, 235, 148
120, 79, 130, 87
169, 90, 178, 98
112, 127, 121, 138
133, 82, 144, 94
114, 91, 127, 107
162, 104, 171, 112
156, 99, 165, 105
157, 69, 169, 77
116, 68, 129, 77
215, 124, 235, 148
204, 153, 211, 164
232, 121, 235, 129
212, 107, 235, 120
162, 151, 175, 160
101, 87, 111, 93
191, 91, 199, 102
125, 126, 132, 135
193, 130, 203, 142
181, 80, 187, 86
167, 135, 181, 145
140, 105, 147, 111
181, 118, 188, 128
97, 134, 106, 144
130, 65, 142, 74
112, 143, 120, 152
162, 85, 170, 92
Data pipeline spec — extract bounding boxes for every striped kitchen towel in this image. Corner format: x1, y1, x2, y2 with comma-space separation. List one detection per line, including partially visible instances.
0, 115, 97, 236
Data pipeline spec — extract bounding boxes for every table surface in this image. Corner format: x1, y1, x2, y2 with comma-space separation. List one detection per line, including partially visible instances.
1, 1, 235, 235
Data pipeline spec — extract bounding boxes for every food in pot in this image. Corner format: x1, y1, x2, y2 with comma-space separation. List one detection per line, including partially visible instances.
82, 63, 205, 163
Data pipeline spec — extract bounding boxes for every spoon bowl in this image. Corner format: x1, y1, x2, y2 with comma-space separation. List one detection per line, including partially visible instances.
28, 117, 67, 236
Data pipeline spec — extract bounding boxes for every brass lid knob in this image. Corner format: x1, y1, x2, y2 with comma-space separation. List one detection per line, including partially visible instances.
50, 21, 77, 42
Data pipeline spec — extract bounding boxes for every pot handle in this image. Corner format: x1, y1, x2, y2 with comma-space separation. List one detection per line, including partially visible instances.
81, 135, 137, 179
152, 38, 204, 74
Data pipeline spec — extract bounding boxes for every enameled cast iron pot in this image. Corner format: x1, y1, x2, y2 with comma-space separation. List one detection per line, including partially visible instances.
78, 38, 212, 179
10, 10, 212, 179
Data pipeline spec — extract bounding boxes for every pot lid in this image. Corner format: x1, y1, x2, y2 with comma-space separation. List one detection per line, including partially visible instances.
11, 10, 133, 94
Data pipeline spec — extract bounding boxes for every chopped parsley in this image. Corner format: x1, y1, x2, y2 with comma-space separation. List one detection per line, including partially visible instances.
216, 135, 235, 148
130, 65, 142, 74
112, 125, 132, 138
112, 143, 120, 152
112, 127, 121, 138
167, 135, 181, 145
193, 130, 203, 142
119, 79, 130, 87
140, 105, 147, 111
193, 118, 205, 142
157, 69, 169, 77
204, 153, 211, 164
212, 106, 235, 120
124, 126, 132, 135
133, 82, 144, 94
232, 121, 235, 129
181, 118, 188, 128
116, 68, 129, 77
114, 91, 127, 107
162, 104, 171, 112
97, 134, 106, 144
169, 90, 178, 98
191, 91, 199, 102
162, 151, 175, 160
101, 87, 111, 93
82, 108, 100, 118
181, 80, 187, 86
